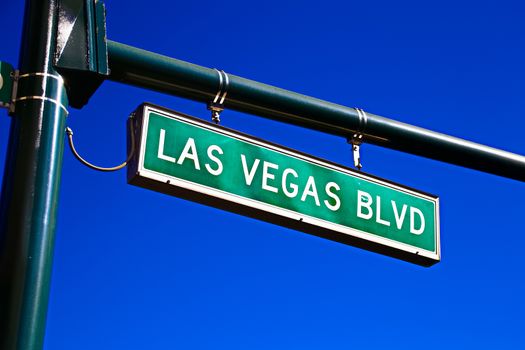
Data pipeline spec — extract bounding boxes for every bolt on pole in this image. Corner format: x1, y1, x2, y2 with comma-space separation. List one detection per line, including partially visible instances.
0, 0, 68, 349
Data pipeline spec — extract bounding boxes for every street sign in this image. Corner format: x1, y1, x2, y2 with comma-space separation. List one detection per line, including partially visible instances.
0, 61, 14, 108
128, 103, 440, 266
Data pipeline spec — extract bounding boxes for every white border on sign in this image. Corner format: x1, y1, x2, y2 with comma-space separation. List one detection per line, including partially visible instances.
137, 105, 440, 261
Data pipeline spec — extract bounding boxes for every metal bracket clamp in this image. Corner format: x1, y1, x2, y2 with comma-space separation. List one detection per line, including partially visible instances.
207, 69, 229, 124
347, 108, 368, 171
8, 70, 19, 115
10, 72, 68, 116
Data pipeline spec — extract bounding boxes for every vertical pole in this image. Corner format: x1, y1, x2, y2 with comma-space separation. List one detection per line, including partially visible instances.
0, 0, 68, 349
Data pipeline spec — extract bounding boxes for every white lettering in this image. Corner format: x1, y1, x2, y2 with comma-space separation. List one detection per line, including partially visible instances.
301, 176, 320, 206
324, 182, 341, 211
204, 145, 223, 176
375, 196, 391, 226
357, 190, 373, 220
262, 161, 279, 193
241, 155, 260, 186
157, 129, 176, 163
391, 201, 407, 230
282, 168, 299, 198
176, 137, 200, 170
410, 207, 425, 235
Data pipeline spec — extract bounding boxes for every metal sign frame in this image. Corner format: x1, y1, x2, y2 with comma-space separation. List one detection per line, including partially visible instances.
128, 103, 440, 266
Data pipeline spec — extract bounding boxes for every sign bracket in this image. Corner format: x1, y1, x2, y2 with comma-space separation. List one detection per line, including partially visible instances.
347, 107, 368, 171
207, 68, 229, 124
350, 134, 363, 171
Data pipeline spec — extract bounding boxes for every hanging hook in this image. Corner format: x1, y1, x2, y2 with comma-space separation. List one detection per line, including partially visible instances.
347, 108, 368, 171
207, 69, 230, 124
350, 133, 363, 171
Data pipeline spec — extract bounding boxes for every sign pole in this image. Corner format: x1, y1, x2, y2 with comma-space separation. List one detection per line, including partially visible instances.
0, 0, 68, 349
108, 41, 525, 181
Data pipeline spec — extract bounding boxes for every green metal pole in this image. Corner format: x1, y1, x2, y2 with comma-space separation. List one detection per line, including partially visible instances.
107, 41, 525, 182
0, 0, 68, 349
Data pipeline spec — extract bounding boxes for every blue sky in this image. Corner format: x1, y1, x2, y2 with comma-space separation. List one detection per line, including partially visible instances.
1, 0, 525, 348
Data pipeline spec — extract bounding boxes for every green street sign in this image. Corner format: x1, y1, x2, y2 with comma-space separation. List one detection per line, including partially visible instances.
0, 61, 14, 108
128, 104, 440, 266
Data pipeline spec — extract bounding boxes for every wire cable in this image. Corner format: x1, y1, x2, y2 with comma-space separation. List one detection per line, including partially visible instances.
65, 117, 135, 172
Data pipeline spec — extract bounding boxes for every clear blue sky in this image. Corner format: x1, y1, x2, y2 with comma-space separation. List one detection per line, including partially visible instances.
1, 0, 525, 348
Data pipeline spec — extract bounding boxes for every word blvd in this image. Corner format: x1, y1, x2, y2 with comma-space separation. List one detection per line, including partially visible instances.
357, 190, 425, 235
